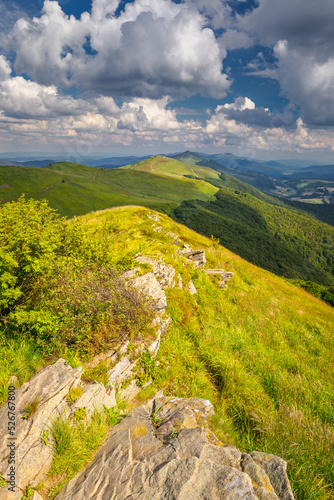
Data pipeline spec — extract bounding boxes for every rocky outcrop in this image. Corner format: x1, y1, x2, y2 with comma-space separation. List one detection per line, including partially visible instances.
188, 280, 197, 295
56, 395, 294, 500
0, 360, 84, 499
180, 244, 207, 267
131, 272, 167, 311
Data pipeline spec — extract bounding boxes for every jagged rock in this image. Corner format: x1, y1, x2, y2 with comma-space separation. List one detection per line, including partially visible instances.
130, 272, 167, 310
188, 280, 197, 295
179, 243, 193, 255
135, 256, 176, 289
0, 359, 83, 500
71, 382, 116, 417
186, 249, 206, 267
31, 493, 43, 500
108, 356, 135, 386
56, 396, 294, 500
221, 271, 234, 282
250, 452, 295, 500
242, 454, 279, 500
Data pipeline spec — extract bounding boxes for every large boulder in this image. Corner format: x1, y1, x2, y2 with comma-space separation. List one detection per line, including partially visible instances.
55, 396, 294, 500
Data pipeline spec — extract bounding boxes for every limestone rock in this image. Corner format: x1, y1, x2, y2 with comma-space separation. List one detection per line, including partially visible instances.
108, 356, 135, 386
121, 267, 140, 279
242, 453, 279, 500
71, 382, 116, 417
250, 452, 295, 500
131, 272, 167, 310
0, 359, 83, 500
186, 249, 206, 267
56, 396, 294, 500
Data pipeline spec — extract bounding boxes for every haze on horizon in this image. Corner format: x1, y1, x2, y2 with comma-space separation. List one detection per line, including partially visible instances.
0, 0, 334, 164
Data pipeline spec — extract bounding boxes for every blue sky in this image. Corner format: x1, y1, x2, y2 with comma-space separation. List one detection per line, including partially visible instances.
0, 0, 333, 161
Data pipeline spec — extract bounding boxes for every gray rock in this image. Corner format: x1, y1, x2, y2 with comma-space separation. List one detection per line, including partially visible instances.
71, 382, 116, 417
250, 452, 295, 500
186, 250, 206, 267
242, 453, 279, 500
0, 359, 83, 500
131, 273, 167, 310
108, 356, 135, 386
56, 396, 293, 500
121, 267, 141, 279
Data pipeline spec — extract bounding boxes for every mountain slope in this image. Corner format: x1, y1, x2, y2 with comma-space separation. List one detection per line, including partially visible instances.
1, 200, 332, 498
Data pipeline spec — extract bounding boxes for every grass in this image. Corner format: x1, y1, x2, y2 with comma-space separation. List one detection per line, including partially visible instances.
22, 395, 41, 419
47, 405, 125, 498
0, 339, 45, 407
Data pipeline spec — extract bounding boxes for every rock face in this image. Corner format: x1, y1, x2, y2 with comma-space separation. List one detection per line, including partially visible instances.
56, 395, 294, 500
0, 360, 83, 500
0, 359, 120, 499
135, 256, 176, 289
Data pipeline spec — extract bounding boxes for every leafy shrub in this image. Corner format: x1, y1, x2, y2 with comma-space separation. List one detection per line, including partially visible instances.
0, 196, 65, 312
0, 197, 155, 358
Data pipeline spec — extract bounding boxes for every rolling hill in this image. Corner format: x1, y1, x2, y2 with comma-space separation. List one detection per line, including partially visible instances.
0, 158, 219, 217
1, 156, 334, 291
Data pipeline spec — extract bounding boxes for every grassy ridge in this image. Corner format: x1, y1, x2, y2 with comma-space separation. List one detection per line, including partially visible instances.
1, 201, 333, 498
1, 157, 334, 290
0, 160, 218, 217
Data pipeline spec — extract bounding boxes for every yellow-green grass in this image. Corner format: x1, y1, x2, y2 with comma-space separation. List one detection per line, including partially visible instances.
79, 206, 334, 499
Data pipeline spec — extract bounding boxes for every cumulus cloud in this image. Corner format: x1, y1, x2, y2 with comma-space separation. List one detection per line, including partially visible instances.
238, 0, 334, 57
205, 97, 334, 154
238, 0, 334, 126
0, 56, 11, 81
117, 98, 179, 132
206, 96, 294, 130
5, 0, 231, 99
274, 41, 334, 126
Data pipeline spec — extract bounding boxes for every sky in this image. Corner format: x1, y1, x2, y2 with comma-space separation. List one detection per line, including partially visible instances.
0, 0, 334, 162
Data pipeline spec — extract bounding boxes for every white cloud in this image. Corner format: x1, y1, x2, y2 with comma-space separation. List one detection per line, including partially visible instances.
5, 0, 231, 99
238, 0, 334, 126
118, 98, 179, 132
205, 98, 334, 154
274, 41, 334, 126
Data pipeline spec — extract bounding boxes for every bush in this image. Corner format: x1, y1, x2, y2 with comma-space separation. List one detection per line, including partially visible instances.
0, 197, 154, 359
